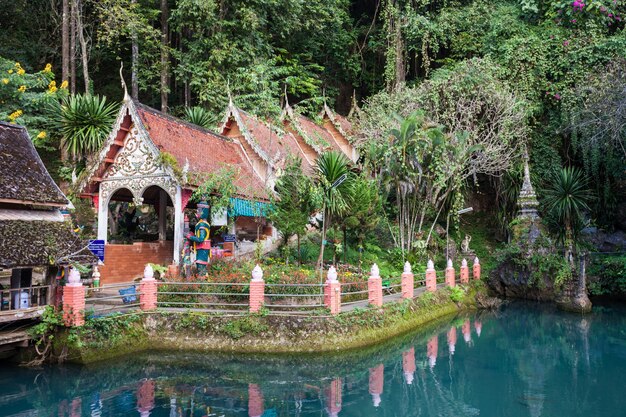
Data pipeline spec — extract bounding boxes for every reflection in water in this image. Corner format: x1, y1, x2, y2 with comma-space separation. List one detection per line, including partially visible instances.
1, 301, 626, 417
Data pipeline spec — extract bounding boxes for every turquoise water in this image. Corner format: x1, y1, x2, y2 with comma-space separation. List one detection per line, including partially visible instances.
1, 301, 626, 417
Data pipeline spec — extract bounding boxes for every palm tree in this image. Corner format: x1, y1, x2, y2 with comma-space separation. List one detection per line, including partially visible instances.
543, 167, 593, 263
55, 94, 118, 161
315, 150, 353, 267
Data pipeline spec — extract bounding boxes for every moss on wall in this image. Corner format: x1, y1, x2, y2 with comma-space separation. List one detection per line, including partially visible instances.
64, 283, 485, 364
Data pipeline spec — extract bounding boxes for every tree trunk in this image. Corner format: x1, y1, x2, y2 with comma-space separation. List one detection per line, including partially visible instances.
76, 0, 90, 93
160, 0, 169, 112
131, 0, 139, 99
317, 208, 327, 268
70, 0, 76, 94
297, 234, 301, 266
61, 0, 70, 83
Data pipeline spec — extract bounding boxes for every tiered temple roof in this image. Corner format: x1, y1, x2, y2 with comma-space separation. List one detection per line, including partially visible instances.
0, 122, 93, 268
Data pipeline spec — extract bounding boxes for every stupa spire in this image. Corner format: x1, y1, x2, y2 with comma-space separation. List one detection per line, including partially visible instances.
518, 149, 539, 220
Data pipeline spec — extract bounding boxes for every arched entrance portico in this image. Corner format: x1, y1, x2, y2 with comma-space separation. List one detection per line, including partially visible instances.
95, 177, 184, 282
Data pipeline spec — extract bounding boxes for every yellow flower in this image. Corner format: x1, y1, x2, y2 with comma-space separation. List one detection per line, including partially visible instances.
48, 80, 57, 93
8, 109, 23, 121
7, 69, 13, 74
14, 62, 21, 69
2, 78, 8, 85
60, 80, 68, 89
37, 131, 47, 139
18, 85, 26, 93
17, 69, 25, 75
43, 63, 52, 73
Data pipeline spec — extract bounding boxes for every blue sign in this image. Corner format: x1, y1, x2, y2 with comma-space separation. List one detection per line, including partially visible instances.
223, 234, 236, 242
88, 240, 105, 262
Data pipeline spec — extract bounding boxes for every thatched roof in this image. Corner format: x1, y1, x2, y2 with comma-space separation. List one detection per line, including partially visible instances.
0, 220, 96, 268
0, 122, 68, 206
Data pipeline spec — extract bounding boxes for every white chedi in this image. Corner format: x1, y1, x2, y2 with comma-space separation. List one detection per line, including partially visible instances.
327, 266, 338, 283
252, 264, 264, 281
67, 269, 82, 286
143, 264, 154, 280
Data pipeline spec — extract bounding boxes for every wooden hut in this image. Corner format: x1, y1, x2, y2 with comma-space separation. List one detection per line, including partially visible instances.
0, 122, 93, 323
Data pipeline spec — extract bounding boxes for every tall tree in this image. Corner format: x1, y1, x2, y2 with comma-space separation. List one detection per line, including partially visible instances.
76, 0, 90, 93
62, 0, 70, 84
131, 0, 139, 99
160, 0, 169, 112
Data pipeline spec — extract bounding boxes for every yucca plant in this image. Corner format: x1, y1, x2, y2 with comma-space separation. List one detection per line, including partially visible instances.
543, 167, 593, 260
184, 106, 214, 129
54, 94, 118, 161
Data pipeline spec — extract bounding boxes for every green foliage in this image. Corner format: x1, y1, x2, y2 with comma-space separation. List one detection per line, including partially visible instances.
269, 156, 314, 252
222, 316, 269, 340
191, 166, 238, 216
53, 94, 119, 161
0, 58, 67, 149
183, 106, 215, 129
448, 286, 466, 303
157, 151, 184, 182
542, 167, 593, 242
587, 254, 626, 296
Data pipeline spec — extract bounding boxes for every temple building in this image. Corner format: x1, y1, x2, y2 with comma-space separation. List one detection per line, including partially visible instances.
0, 122, 93, 323
78, 93, 271, 284
220, 98, 314, 186
282, 99, 358, 166
220, 97, 358, 185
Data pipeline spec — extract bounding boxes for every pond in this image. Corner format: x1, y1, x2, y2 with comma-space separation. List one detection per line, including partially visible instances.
1, 301, 625, 417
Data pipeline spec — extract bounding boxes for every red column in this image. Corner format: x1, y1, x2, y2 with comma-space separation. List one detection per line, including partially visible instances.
425, 260, 437, 292
250, 265, 265, 313
447, 327, 457, 355
402, 347, 416, 384
401, 262, 414, 299
473, 257, 481, 281
462, 319, 472, 344
369, 364, 384, 407
248, 384, 264, 417
325, 378, 342, 417
63, 270, 85, 327
139, 265, 158, 311
325, 266, 341, 315
445, 259, 455, 288
368, 264, 383, 307
460, 259, 469, 284
427, 335, 438, 368
137, 379, 155, 417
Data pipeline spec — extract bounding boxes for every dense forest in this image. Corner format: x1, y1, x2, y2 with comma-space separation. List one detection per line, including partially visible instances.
0, 0, 624, 245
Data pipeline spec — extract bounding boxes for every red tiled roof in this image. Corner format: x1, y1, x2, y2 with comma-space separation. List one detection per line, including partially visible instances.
332, 112, 354, 138
296, 114, 344, 154
238, 110, 314, 170
134, 103, 268, 200
238, 111, 282, 161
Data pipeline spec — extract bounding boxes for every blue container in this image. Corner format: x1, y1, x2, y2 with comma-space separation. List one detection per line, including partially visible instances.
118, 286, 137, 304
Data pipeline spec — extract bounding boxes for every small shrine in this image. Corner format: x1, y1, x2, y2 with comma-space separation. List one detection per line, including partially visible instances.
78, 91, 271, 284
517, 151, 540, 220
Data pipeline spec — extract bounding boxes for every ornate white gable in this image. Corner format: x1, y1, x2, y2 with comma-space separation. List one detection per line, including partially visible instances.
100, 124, 177, 205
